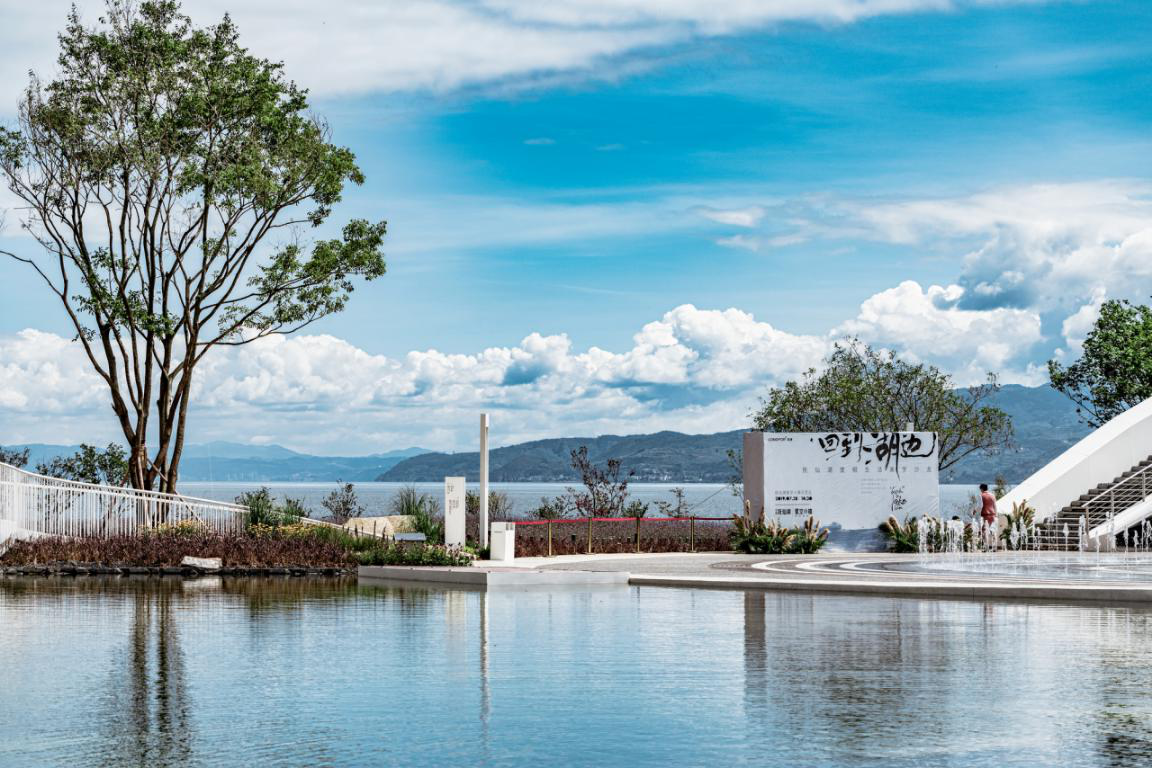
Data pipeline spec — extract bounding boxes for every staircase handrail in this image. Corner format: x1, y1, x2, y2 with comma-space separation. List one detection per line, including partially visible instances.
1079, 460, 1152, 524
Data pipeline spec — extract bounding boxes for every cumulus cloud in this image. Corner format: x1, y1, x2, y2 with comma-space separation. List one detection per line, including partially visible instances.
1056, 287, 1107, 358
698, 180, 1152, 356
835, 280, 1044, 382
829, 181, 1152, 316
1, 287, 1054, 451
0, 0, 1044, 109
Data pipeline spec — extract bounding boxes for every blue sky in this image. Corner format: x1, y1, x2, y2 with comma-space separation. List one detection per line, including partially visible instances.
2, 0, 1152, 453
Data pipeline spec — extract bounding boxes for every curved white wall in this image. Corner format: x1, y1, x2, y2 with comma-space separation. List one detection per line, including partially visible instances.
998, 397, 1152, 522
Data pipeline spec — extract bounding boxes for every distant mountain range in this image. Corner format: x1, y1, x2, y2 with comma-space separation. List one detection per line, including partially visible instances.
8, 441, 431, 482
5, 385, 1094, 485
378, 385, 1093, 485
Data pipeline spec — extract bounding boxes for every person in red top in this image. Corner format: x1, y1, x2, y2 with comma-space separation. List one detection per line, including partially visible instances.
979, 483, 998, 526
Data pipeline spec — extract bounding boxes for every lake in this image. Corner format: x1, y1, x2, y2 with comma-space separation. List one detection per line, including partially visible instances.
2, 577, 1150, 767
182, 481, 981, 520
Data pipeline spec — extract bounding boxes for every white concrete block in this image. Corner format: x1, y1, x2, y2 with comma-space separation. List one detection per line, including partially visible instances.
490, 521, 515, 562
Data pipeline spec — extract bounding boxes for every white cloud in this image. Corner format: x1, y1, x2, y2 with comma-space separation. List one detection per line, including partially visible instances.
715, 234, 761, 251
847, 181, 1152, 314
0, 0, 1044, 109
697, 180, 1152, 356
1058, 287, 1107, 357
835, 280, 1044, 383
696, 205, 767, 228
1, 286, 1051, 451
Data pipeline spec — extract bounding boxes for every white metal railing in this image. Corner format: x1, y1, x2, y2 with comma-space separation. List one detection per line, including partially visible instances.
0, 461, 245, 538
1081, 461, 1152, 546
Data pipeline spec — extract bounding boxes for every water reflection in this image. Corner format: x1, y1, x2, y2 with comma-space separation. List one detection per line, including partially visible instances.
5, 578, 1152, 767
117, 581, 190, 767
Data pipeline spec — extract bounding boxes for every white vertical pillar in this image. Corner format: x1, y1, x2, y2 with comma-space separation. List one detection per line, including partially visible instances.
444, 476, 466, 548
479, 412, 490, 549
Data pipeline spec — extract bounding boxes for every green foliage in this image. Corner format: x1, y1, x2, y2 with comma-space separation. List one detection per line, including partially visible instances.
35, 443, 128, 486
653, 487, 688, 517
753, 339, 1013, 471
993, 474, 1010, 500
730, 515, 829, 554
725, 448, 743, 501
532, 496, 567, 520
1049, 298, 1152, 426
279, 497, 309, 518
568, 446, 633, 516
0, 445, 29, 468
878, 515, 920, 553
624, 499, 650, 518
790, 515, 831, 554
236, 487, 307, 529
880, 515, 977, 553
321, 482, 365, 525
390, 485, 443, 542
0, 1, 388, 493
355, 544, 474, 567
534, 446, 635, 519
466, 490, 515, 518
1000, 500, 1036, 550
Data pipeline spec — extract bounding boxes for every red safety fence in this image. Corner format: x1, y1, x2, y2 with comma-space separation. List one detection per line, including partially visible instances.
508, 515, 735, 557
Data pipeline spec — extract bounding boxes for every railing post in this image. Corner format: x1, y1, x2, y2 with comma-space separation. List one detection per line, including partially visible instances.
690, 516, 696, 553
587, 517, 593, 554
634, 516, 641, 553
547, 520, 553, 557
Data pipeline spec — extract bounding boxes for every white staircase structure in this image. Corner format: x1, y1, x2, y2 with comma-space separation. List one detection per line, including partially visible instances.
0, 461, 245, 548
998, 396, 1152, 549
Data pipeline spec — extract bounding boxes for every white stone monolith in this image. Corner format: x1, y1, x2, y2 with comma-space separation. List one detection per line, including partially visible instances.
444, 476, 466, 548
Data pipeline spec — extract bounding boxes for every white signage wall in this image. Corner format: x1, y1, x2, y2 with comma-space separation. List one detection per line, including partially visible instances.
744, 431, 940, 549
444, 476, 466, 548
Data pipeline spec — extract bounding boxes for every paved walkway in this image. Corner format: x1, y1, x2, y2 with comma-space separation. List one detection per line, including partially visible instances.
505, 551, 1152, 603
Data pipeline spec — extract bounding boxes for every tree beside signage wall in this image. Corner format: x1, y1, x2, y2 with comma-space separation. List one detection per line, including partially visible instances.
752, 340, 1013, 472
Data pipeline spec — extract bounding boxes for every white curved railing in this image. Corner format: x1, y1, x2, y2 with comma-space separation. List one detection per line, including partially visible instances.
0, 461, 245, 539
998, 396, 1152, 523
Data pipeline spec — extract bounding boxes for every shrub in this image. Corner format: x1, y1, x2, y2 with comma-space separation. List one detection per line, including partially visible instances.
280, 497, 310, 518
730, 515, 830, 554
653, 487, 688, 517
466, 490, 514, 518
624, 500, 649, 518
1000, 500, 1036, 550
790, 515, 830, 554
390, 486, 443, 542
321, 482, 365, 524
532, 496, 568, 520
510, 518, 732, 556
355, 543, 474, 567
879, 515, 919, 553
0, 530, 350, 568
237, 488, 311, 529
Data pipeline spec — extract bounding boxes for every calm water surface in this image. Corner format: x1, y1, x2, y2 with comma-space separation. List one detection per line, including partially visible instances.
181, 481, 980, 519
2, 578, 1151, 767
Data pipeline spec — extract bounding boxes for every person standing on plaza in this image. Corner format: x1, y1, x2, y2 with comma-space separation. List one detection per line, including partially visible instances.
979, 483, 998, 525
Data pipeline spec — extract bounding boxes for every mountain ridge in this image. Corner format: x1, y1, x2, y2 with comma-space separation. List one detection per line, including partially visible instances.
378, 385, 1092, 484
3, 386, 1094, 484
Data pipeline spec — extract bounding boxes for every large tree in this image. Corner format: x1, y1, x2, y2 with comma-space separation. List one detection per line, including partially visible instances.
1048, 298, 1152, 427
0, 2, 387, 492
753, 340, 1013, 471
